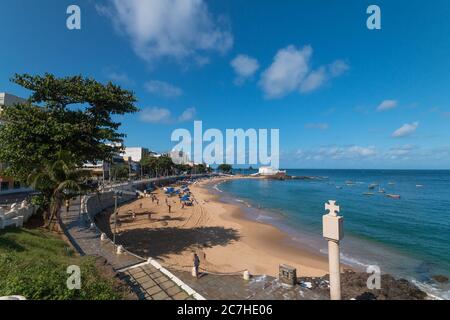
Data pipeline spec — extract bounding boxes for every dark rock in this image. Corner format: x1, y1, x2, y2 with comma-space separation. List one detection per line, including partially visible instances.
355, 292, 377, 300
432, 275, 449, 283
298, 270, 427, 300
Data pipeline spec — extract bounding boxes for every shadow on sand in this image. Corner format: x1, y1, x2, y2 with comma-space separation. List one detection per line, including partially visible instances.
117, 226, 240, 259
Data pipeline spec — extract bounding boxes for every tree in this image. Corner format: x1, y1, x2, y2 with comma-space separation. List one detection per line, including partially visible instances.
0, 73, 138, 182
140, 155, 176, 177
110, 163, 130, 181
27, 151, 92, 228
218, 164, 233, 173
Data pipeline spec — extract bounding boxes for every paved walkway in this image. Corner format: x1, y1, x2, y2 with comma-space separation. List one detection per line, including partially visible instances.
60, 198, 200, 300
170, 270, 328, 300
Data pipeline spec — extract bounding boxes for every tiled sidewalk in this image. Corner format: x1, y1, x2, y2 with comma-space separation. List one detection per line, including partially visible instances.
60, 198, 198, 300
119, 263, 194, 300
170, 270, 327, 300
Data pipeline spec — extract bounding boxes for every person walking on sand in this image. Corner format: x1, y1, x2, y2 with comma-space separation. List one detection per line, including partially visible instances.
65, 199, 70, 213
193, 253, 200, 278
168, 203, 172, 213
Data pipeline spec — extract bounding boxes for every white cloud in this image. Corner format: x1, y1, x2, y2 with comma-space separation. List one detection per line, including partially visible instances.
139, 107, 172, 123
295, 145, 378, 161
103, 68, 135, 86
230, 54, 259, 85
392, 122, 419, 138
300, 67, 327, 93
178, 107, 196, 122
260, 45, 312, 98
329, 60, 349, 77
139, 106, 196, 124
144, 80, 183, 98
97, 0, 233, 63
377, 100, 398, 112
259, 45, 348, 98
304, 122, 329, 130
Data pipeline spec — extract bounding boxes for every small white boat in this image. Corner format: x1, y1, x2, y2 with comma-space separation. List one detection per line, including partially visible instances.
363, 192, 375, 196
387, 194, 401, 199
416, 184, 423, 188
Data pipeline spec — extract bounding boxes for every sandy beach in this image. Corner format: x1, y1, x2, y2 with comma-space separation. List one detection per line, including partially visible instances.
110, 176, 333, 278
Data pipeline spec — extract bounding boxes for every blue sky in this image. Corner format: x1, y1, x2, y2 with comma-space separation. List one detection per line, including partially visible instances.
1, 0, 450, 169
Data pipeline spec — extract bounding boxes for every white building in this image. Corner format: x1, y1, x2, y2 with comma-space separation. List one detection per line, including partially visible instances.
169, 150, 190, 165
258, 166, 286, 176
120, 147, 150, 162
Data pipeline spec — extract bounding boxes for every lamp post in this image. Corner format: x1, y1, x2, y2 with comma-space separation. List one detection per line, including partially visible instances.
112, 191, 122, 249
322, 200, 344, 300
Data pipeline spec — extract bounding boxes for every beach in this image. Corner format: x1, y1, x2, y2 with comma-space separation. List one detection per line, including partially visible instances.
109, 176, 332, 278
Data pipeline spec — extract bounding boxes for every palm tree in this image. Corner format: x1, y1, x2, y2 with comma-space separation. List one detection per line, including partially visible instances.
27, 151, 92, 229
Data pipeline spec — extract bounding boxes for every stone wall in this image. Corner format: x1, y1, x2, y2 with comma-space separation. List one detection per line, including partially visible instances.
84, 191, 136, 220
0, 200, 36, 229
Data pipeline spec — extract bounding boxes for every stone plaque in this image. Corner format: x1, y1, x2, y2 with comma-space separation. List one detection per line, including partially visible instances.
279, 264, 297, 286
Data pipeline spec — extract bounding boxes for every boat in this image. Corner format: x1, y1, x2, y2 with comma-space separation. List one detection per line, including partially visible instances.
387, 194, 401, 199
345, 180, 355, 186
363, 192, 375, 196
378, 188, 386, 193
368, 183, 379, 190
416, 184, 423, 188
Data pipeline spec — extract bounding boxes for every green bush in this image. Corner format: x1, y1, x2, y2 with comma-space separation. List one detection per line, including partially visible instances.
0, 228, 126, 300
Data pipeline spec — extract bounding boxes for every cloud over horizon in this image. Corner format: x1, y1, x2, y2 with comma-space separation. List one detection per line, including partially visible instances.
392, 122, 419, 138
377, 100, 398, 112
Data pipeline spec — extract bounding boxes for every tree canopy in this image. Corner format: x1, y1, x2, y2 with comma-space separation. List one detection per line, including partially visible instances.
0, 73, 138, 181
218, 163, 233, 173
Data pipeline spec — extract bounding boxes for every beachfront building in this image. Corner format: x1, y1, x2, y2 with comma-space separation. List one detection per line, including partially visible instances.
169, 150, 190, 165
258, 166, 287, 177
120, 147, 151, 162
0, 93, 30, 194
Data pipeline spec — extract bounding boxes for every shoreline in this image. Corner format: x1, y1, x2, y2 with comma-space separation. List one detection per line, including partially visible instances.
110, 175, 343, 278
100, 174, 437, 299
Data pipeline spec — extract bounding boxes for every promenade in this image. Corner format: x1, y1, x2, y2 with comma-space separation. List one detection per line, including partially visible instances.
59, 183, 205, 300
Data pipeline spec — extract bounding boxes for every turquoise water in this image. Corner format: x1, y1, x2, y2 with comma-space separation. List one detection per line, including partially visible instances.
216, 169, 450, 299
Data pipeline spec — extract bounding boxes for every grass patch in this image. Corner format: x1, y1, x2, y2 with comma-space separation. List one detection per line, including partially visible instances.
0, 227, 129, 300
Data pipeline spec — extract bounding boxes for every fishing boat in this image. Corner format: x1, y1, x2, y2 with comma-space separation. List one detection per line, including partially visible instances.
378, 187, 386, 193
387, 194, 401, 199
363, 192, 375, 196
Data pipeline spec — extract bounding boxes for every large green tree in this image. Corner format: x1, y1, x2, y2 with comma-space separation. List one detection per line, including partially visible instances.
0, 73, 138, 182
27, 151, 93, 228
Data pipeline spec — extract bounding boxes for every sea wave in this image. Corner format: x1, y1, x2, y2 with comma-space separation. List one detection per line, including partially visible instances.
212, 184, 222, 193
411, 280, 449, 300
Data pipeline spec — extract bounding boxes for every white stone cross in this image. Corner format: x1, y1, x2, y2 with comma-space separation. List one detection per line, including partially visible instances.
325, 200, 340, 217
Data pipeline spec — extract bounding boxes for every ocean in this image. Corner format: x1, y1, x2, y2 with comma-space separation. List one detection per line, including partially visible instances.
214, 169, 450, 299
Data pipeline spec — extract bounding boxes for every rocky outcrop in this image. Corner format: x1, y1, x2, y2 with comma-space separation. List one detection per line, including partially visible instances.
299, 270, 427, 300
